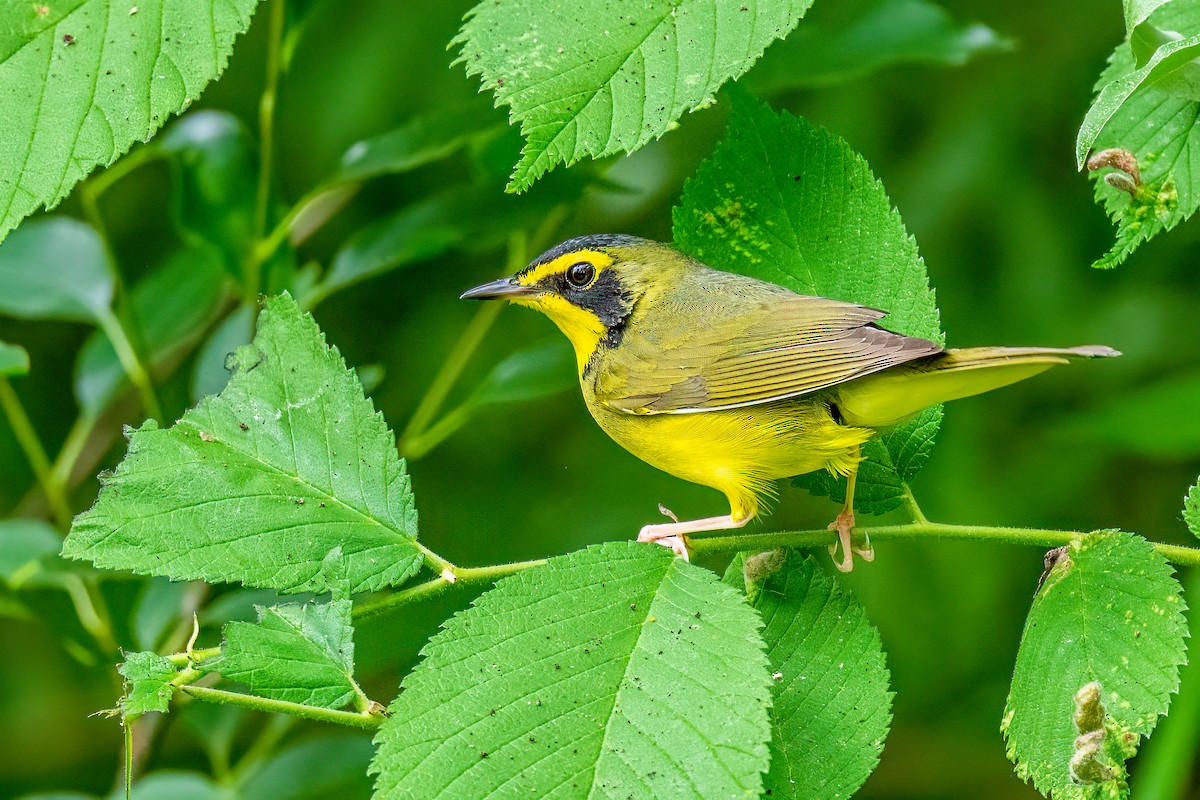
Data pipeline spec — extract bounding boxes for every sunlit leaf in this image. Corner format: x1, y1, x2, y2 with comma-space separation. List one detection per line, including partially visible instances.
745, 0, 1010, 91
725, 551, 892, 799
455, 0, 813, 191
119, 650, 179, 719
674, 90, 944, 515
0, 218, 111, 323
0, 341, 29, 376
372, 542, 772, 799
0, 0, 261, 242
1002, 530, 1187, 798
63, 294, 424, 594
75, 245, 228, 413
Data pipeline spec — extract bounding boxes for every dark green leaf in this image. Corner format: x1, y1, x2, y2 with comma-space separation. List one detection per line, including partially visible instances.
674, 91, 944, 515
469, 338, 575, 407
159, 112, 259, 276
214, 596, 359, 709
0, 519, 61, 583
725, 551, 892, 799
0, 218, 112, 323
455, 0, 813, 191
0, 0, 262, 242
745, 0, 1011, 91
333, 104, 502, 185
1185, 478, 1200, 538
0, 341, 29, 376
372, 542, 772, 799
63, 294, 425, 594
75, 245, 228, 413
119, 650, 179, 719
238, 734, 374, 800
1002, 531, 1188, 798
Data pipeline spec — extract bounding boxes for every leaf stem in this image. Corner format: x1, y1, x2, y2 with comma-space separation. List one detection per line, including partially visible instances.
96, 310, 163, 423
181, 686, 385, 730
898, 484, 927, 524
0, 377, 72, 529
353, 558, 547, 619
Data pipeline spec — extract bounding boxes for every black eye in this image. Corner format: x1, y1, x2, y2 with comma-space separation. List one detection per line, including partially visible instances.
565, 261, 595, 288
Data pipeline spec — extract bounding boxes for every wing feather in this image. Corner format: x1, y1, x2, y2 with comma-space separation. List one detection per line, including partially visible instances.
596, 275, 941, 415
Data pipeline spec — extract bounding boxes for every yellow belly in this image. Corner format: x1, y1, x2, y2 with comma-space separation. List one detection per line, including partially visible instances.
585, 391, 873, 521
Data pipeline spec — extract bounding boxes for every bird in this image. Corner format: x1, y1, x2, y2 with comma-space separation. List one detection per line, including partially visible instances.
461, 234, 1119, 571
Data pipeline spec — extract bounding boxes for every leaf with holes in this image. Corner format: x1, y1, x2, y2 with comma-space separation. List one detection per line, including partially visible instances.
1002, 530, 1188, 799
454, 0, 813, 191
674, 90, 944, 515
372, 542, 772, 799
0, 0, 261, 242
724, 551, 892, 800
62, 293, 424, 594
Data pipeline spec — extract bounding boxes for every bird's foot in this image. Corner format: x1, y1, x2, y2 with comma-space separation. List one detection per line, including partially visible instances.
658, 504, 680, 523
638, 524, 691, 561
827, 509, 869, 573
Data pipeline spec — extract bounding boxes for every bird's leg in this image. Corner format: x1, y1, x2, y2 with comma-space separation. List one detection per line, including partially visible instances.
827, 452, 872, 572
638, 512, 750, 561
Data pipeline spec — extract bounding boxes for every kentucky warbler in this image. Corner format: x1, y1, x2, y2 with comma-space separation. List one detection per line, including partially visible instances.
462, 235, 1118, 571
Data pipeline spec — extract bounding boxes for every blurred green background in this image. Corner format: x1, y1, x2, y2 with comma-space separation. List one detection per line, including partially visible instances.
2, 0, 1199, 797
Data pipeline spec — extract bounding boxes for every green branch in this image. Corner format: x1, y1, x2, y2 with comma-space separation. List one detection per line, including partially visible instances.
0, 377, 72, 529
96, 310, 162, 423
181, 686, 385, 730
353, 558, 548, 619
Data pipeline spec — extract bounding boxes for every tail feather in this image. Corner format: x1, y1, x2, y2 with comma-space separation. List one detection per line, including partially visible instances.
835, 345, 1119, 429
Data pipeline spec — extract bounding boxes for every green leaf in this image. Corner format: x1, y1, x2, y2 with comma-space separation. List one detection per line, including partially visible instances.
0, 0, 261, 243
63, 293, 425, 594
213, 596, 359, 709
455, 0, 813, 192
334, 104, 502, 186
75, 245, 228, 413
126, 772, 231, 800
1080, 3, 1200, 269
1185, 479, 1200, 538
238, 734, 374, 800
0, 218, 112, 323
0, 518, 60, 582
724, 551, 892, 799
674, 90, 944, 515
745, 0, 1011, 91
1002, 530, 1188, 799
0, 340, 29, 376
469, 338, 575, 408
119, 650, 179, 719
1126, 0, 1173, 34
372, 542, 773, 799
192, 306, 255, 402
159, 112, 259, 277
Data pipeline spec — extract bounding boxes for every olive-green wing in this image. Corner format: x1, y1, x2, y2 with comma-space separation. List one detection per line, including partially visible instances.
597, 292, 942, 415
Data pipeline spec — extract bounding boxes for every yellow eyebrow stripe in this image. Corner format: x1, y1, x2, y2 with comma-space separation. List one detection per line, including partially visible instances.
518, 250, 614, 286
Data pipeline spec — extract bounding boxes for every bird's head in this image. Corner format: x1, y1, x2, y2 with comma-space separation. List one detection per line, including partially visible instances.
461, 234, 677, 372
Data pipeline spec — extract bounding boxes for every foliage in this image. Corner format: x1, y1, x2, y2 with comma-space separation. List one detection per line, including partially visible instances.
2, 1, 1200, 799
0, 0, 261, 242
674, 90, 943, 515
1078, 0, 1200, 268
1003, 531, 1188, 799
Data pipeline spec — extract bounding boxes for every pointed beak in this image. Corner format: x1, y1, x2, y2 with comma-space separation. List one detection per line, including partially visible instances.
459, 277, 540, 301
